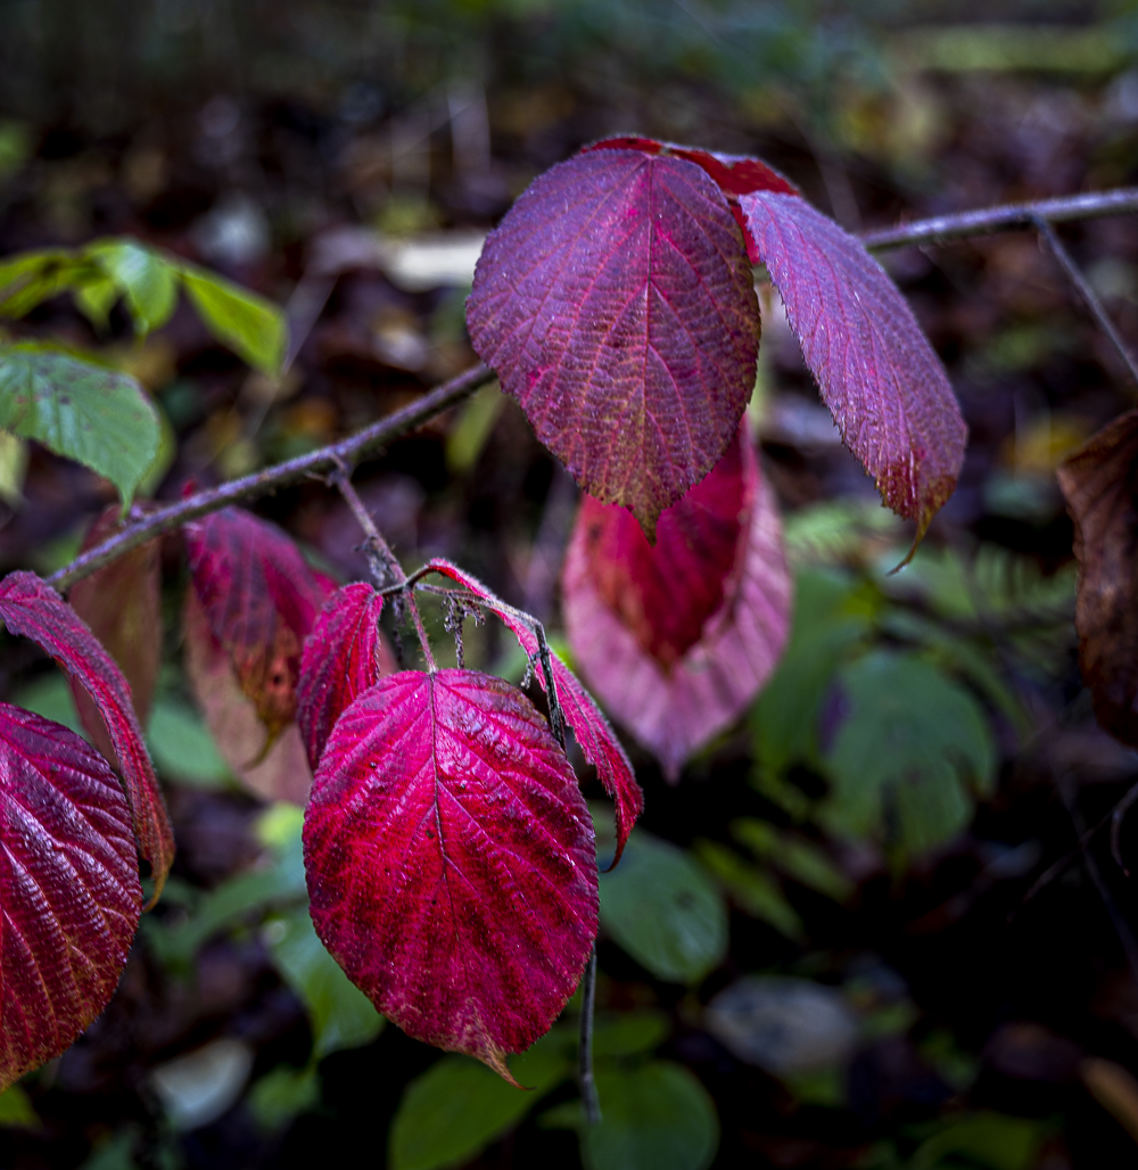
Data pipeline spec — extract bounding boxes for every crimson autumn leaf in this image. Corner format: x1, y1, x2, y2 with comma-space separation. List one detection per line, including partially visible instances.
0, 571, 173, 898
466, 147, 761, 538
424, 558, 642, 866
184, 506, 336, 743
68, 506, 161, 762
303, 669, 598, 1081
738, 191, 966, 551
0, 703, 142, 1090
297, 582, 396, 770
562, 425, 791, 778
1056, 410, 1138, 746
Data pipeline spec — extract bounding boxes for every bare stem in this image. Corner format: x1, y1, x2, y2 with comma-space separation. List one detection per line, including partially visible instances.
860, 186, 1138, 251
579, 948, 601, 1125
330, 462, 406, 589
1031, 214, 1138, 389
48, 361, 493, 593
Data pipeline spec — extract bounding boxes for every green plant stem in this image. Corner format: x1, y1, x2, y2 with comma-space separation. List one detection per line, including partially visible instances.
46, 185, 1138, 594
48, 361, 493, 592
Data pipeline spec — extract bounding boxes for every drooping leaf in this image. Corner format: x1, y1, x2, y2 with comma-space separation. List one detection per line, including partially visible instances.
821, 650, 996, 856
0, 703, 142, 1090
304, 669, 598, 1081
1056, 411, 1138, 746
184, 507, 336, 745
296, 582, 395, 771
577, 1062, 719, 1170
179, 265, 287, 376
182, 589, 314, 805
0, 571, 173, 898
739, 191, 966, 551
85, 240, 179, 335
68, 507, 161, 760
390, 1044, 569, 1170
598, 828, 727, 985
466, 148, 760, 537
424, 558, 642, 866
0, 250, 90, 318
0, 343, 161, 509
562, 425, 791, 779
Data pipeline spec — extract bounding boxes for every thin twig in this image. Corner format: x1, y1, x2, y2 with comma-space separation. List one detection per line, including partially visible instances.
1031, 213, 1138, 389
48, 361, 493, 592
329, 461, 406, 589
579, 948, 601, 1125
861, 187, 1138, 251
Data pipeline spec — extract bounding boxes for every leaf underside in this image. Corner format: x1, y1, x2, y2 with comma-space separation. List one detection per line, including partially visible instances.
563, 426, 792, 779
466, 148, 760, 538
738, 192, 966, 550
0, 571, 173, 897
303, 669, 598, 1081
0, 703, 142, 1091
1057, 410, 1138, 746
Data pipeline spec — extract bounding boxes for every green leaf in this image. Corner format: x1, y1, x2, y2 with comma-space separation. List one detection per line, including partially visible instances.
389, 1042, 570, 1170
267, 907, 384, 1060
910, 1112, 1046, 1170
0, 250, 86, 317
591, 1011, 670, 1059
0, 1083, 40, 1128
248, 1065, 319, 1133
146, 695, 231, 787
0, 343, 161, 509
730, 819, 853, 902
179, 265, 287, 375
72, 273, 121, 331
579, 1063, 718, 1170
693, 840, 803, 939
87, 240, 178, 335
821, 650, 997, 856
599, 830, 727, 984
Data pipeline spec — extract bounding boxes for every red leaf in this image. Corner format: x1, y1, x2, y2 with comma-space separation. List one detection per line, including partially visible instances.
297, 582, 396, 771
563, 426, 792, 778
466, 148, 761, 538
183, 590, 314, 806
424, 558, 643, 866
184, 507, 336, 742
303, 669, 598, 1080
739, 191, 967, 550
1057, 410, 1138, 745
0, 571, 173, 899
0, 703, 142, 1090
68, 506, 161, 761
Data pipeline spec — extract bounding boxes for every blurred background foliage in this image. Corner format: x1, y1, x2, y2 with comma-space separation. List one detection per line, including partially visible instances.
2, 1, 1138, 1168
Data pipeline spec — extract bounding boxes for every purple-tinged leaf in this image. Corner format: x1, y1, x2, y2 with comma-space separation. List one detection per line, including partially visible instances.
739, 191, 966, 550
183, 590, 314, 806
297, 582, 396, 771
0, 571, 173, 899
466, 148, 760, 538
424, 558, 643, 866
69, 506, 161, 761
563, 427, 792, 778
304, 669, 597, 1081
0, 703, 142, 1090
1057, 411, 1138, 746
184, 507, 337, 743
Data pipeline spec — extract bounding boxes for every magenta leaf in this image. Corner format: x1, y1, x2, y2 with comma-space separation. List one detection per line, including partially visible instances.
184, 507, 337, 742
303, 668, 598, 1080
0, 703, 142, 1090
466, 147, 761, 538
0, 571, 173, 899
424, 558, 643, 866
296, 582, 395, 771
563, 426, 792, 779
739, 191, 966, 550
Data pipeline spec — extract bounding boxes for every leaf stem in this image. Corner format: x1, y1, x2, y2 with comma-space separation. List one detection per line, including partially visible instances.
579, 948, 601, 1125
329, 461, 407, 589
